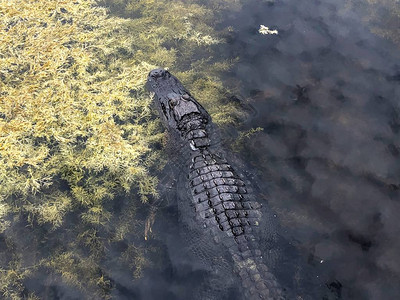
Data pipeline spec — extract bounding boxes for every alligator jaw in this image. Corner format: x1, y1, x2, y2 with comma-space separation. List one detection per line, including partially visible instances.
147, 68, 210, 134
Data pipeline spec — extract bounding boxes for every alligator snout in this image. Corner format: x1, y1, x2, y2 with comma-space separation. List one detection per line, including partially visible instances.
149, 68, 166, 78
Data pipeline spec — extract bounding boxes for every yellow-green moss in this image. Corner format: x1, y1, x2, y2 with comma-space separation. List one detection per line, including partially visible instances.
0, 0, 247, 298
232, 127, 264, 152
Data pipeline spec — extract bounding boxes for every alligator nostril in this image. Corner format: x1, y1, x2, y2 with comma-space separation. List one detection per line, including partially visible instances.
150, 68, 165, 78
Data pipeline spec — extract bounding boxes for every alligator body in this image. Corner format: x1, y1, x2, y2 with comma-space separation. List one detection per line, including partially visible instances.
147, 69, 284, 300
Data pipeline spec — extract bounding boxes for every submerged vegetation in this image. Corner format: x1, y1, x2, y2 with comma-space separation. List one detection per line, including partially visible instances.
0, 0, 247, 298
348, 0, 400, 46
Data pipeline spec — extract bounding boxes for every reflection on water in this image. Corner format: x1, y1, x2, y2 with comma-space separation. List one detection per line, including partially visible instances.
218, 0, 400, 298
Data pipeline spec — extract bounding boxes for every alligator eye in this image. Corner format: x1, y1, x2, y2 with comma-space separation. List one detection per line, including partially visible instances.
169, 98, 178, 107
167, 93, 180, 107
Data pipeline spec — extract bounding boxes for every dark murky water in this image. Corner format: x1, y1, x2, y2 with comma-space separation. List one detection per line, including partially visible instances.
225, 1, 400, 298
135, 0, 400, 299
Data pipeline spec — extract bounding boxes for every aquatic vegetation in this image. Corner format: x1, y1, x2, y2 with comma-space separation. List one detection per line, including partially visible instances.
347, 0, 400, 46
101, 0, 246, 126
232, 127, 264, 152
0, 0, 248, 298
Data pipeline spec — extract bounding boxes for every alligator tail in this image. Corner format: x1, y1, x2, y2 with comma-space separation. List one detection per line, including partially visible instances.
187, 141, 285, 299
230, 243, 284, 299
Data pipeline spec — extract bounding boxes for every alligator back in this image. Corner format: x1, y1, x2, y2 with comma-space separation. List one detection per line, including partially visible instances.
187, 147, 284, 299
147, 69, 302, 299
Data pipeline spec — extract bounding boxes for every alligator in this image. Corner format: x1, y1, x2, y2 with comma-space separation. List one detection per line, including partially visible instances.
147, 68, 285, 300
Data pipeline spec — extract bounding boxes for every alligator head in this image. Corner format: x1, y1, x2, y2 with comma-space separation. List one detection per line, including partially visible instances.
147, 68, 210, 132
